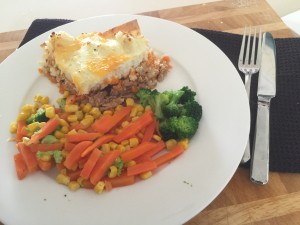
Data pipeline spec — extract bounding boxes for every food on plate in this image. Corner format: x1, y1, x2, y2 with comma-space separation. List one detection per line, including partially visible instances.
39, 20, 171, 110
10, 89, 198, 193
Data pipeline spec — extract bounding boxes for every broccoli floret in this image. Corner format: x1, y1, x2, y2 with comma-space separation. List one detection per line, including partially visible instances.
159, 116, 198, 140
135, 88, 152, 106
179, 86, 196, 104
161, 90, 184, 117
26, 108, 48, 125
181, 100, 202, 122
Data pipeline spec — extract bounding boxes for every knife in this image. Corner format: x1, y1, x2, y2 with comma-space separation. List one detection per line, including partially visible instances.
250, 32, 276, 185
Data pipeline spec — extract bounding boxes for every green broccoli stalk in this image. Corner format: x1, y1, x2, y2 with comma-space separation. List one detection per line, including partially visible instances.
181, 100, 202, 122
26, 108, 48, 125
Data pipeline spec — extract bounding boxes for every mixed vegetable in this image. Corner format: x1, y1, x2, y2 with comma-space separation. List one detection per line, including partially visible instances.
9, 87, 202, 194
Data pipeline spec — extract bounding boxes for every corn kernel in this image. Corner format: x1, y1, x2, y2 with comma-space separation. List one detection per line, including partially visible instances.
38, 122, 46, 128
39, 153, 52, 161
78, 129, 87, 134
27, 122, 40, 132
179, 138, 189, 150
140, 171, 153, 180
129, 137, 139, 148
130, 107, 138, 117
103, 110, 113, 116
21, 104, 34, 113
82, 103, 92, 113
67, 129, 77, 135
135, 104, 144, 112
115, 105, 123, 111
108, 166, 118, 178
40, 96, 49, 105
60, 126, 69, 134
89, 107, 101, 119
121, 140, 129, 146
117, 145, 126, 152
17, 111, 30, 121
54, 130, 65, 139
59, 138, 66, 143
109, 142, 118, 150
126, 160, 136, 167
45, 106, 56, 118
101, 144, 111, 153
59, 119, 69, 127
166, 139, 177, 150
61, 149, 68, 158
131, 116, 139, 122
137, 111, 143, 116
145, 105, 152, 111
126, 98, 135, 106
153, 134, 161, 142
75, 111, 84, 120
67, 114, 78, 123
9, 122, 17, 133
56, 173, 70, 185
63, 90, 70, 98
60, 168, 67, 175
121, 121, 129, 128
65, 104, 79, 113
77, 177, 85, 187
34, 95, 43, 103
80, 117, 93, 129
94, 181, 105, 194
68, 181, 80, 191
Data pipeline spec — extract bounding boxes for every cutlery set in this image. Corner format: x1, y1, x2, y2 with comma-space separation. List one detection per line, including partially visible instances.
238, 27, 276, 184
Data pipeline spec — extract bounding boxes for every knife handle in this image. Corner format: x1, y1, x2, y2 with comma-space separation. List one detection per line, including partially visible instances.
250, 99, 270, 185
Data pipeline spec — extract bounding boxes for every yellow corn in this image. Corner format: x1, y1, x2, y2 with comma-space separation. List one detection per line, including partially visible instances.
45, 106, 56, 118
137, 111, 143, 117
103, 110, 113, 116
130, 107, 138, 117
77, 177, 85, 187
59, 137, 66, 144
115, 105, 123, 111
67, 129, 77, 135
63, 90, 69, 98
129, 137, 139, 148
34, 95, 43, 103
56, 173, 70, 185
153, 134, 161, 142
60, 168, 67, 175
75, 111, 84, 121
82, 103, 92, 113
108, 166, 118, 178
101, 144, 111, 153
135, 104, 144, 112
54, 130, 65, 139
166, 139, 177, 150
67, 114, 78, 123
61, 149, 68, 158
78, 129, 87, 134
27, 122, 40, 132
38, 122, 46, 128
126, 160, 136, 167
140, 171, 153, 180
89, 107, 101, 119
121, 121, 129, 128
40, 96, 49, 105
21, 104, 34, 113
39, 153, 52, 161
60, 126, 69, 134
65, 104, 79, 113
68, 181, 80, 191
121, 140, 129, 146
80, 116, 94, 129
17, 111, 30, 121
9, 122, 17, 134
109, 142, 118, 150
126, 98, 135, 106
117, 145, 126, 152
179, 138, 189, 150
94, 181, 105, 194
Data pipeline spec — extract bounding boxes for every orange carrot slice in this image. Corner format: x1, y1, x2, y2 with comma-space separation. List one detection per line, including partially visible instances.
104, 174, 135, 188
17, 142, 38, 173
14, 153, 28, 180
120, 142, 156, 163
80, 148, 102, 179
127, 161, 157, 176
29, 143, 64, 153
37, 160, 52, 171
154, 144, 184, 167
64, 141, 93, 170
65, 132, 103, 142
81, 134, 115, 157
141, 120, 157, 143
90, 150, 121, 185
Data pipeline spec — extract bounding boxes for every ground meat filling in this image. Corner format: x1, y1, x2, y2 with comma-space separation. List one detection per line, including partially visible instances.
41, 55, 170, 110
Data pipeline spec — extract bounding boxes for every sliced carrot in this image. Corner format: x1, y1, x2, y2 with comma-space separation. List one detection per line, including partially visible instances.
80, 148, 102, 179
17, 142, 38, 173
64, 142, 76, 152
141, 119, 157, 143
113, 110, 154, 143
37, 160, 52, 171
81, 134, 116, 157
136, 140, 166, 162
127, 161, 157, 176
104, 180, 113, 192
120, 142, 156, 163
27, 117, 60, 145
154, 144, 185, 167
67, 169, 82, 181
81, 179, 94, 189
91, 106, 132, 133
90, 150, 121, 185
65, 132, 103, 143
56, 162, 66, 171
14, 153, 28, 180
16, 120, 26, 142
104, 174, 135, 188
29, 143, 64, 153
64, 141, 93, 170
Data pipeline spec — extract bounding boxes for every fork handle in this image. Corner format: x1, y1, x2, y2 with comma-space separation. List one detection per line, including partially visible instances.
244, 72, 252, 99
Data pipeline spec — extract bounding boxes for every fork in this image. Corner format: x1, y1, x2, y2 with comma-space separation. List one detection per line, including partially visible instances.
238, 26, 263, 163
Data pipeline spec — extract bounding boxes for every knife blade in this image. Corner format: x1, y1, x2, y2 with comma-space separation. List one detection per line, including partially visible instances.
250, 32, 276, 185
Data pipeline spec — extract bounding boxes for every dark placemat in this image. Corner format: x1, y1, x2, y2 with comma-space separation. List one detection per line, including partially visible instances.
19, 19, 300, 173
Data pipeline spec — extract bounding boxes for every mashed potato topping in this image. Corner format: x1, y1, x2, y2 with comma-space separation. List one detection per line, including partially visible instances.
45, 30, 149, 94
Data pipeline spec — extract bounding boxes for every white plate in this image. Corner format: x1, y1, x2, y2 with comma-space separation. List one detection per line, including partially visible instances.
0, 15, 250, 225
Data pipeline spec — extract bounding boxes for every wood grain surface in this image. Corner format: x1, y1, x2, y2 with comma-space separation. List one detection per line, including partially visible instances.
1, 0, 300, 225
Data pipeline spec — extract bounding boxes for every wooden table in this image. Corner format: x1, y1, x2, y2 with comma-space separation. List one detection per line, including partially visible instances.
1, 0, 299, 224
